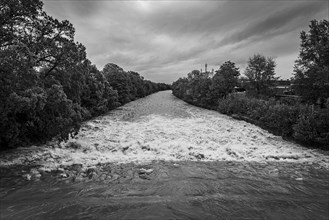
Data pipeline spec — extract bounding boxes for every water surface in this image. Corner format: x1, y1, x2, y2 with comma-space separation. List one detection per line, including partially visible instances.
1, 91, 328, 219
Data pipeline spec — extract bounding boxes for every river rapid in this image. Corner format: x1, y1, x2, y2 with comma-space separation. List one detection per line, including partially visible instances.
1, 91, 328, 219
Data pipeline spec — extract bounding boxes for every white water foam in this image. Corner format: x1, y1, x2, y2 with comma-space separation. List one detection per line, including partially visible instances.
1, 91, 328, 170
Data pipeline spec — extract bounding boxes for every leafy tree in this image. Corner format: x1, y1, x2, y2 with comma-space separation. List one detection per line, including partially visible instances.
143, 80, 154, 96
102, 63, 132, 104
293, 19, 329, 107
0, 0, 170, 150
172, 77, 189, 99
209, 61, 240, 104
0, 0, 43, 48
128, 71, 146, 98
36, 85, 82, 143
0, 0, 85, 148
244, 54, 277, 96
80, 60, 119, 116
187, 70, 203, 80
172, 63, 239, 107
191, 77, 212, 106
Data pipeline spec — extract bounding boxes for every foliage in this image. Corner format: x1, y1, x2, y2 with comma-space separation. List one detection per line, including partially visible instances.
216, 95, 249, 115
102, 63, 132, 105
172, 52, 328, 147
0, 0, 84, 149
262, 102, 300, 136
293, 107, 329, 147
102, 63, 170, 105
0, 0, 170, 150
244, 54, 277, 96
216, 95, 328, 147
80, 61, 119, 117
172, 77, 189, 100
172, 61, 240, 108
293, 19, 329, 106
209, 61, 240, 104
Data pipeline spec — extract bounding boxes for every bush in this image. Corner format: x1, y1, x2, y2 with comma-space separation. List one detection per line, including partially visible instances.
217, 95, 328, 147
293, 107, 329, 147
262, 104, 300, 136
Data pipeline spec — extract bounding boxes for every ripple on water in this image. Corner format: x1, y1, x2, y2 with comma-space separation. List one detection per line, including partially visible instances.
1, 161, 328, 219
1, 91, 329, 169
1, 91, 329, 219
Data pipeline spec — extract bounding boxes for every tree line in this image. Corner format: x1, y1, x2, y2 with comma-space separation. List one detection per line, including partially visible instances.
172, 19, 329, 148
0, 0, 170, 150
172, 54, 278, 107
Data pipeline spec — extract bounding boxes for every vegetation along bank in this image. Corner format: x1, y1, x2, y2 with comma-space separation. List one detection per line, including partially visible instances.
172, 19, 329, 149
0, 0, 171, 150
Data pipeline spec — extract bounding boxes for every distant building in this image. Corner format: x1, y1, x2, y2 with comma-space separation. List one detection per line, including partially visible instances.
272, 80, 293, 95
200, 63, 214, 78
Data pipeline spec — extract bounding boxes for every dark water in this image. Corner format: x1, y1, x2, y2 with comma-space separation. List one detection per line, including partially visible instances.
1, 91, 328, 220
1, 161, 328, 220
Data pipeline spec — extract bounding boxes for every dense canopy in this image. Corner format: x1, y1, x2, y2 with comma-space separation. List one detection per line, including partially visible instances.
0, 0, 170, 150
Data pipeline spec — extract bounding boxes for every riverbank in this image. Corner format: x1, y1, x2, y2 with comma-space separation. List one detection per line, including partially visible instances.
1, 91, 328, 179
1, 91, 329, 219
171, 91, 329, 151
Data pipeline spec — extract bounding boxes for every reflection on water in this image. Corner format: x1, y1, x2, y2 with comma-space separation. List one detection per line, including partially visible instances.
1, 91, 329, 219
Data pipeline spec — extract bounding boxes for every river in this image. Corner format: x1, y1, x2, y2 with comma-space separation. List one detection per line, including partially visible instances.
1, 91, 328, 219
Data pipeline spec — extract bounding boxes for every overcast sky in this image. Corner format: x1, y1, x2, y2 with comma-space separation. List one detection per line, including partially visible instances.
43, 0, 328, 83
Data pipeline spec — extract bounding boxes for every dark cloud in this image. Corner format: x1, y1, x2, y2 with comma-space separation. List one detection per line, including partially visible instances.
43, 0, 328, 83
219, 1, 327, 46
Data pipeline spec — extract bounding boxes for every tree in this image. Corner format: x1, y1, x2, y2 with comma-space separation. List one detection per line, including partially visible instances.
293, 19, 329, 107
184, 70, 210, 104
0, 0, 43, 48
128, 71, 146, 98
172, 77, 189, 99
0, 0, 85, 148
187, 70, 202, 80
244, 54, 277, 96
102, 63, 132, 104
210, 61, 240, 103
80, 60, 119, 116
0, 0, 170, 150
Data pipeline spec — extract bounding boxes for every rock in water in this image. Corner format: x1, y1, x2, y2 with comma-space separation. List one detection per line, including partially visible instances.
138, 168, 153, 174
22, 174, 31, 181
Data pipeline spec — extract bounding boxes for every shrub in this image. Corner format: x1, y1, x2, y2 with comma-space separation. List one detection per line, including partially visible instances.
218, 96, 249, 115
262, 104, 300, 136
293, 107, 329, 147
217, 95, 328, 147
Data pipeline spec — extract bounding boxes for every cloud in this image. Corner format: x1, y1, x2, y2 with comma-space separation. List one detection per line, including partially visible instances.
43, 0, 328, 83
218, 1, 326, 47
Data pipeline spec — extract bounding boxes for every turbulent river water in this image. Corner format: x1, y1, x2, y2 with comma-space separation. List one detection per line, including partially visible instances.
1, 91, 329, 220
